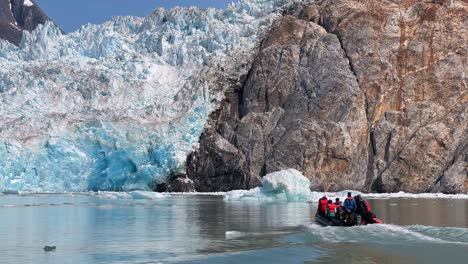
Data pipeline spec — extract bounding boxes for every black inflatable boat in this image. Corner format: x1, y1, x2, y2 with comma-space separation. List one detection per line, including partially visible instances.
315, 212, 383, 227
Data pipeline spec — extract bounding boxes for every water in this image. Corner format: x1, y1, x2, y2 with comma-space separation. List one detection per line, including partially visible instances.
0, 194, 467, 264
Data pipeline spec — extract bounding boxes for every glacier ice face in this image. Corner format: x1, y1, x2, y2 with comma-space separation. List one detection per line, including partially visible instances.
224, 169, 311, 202
0, 0, 309, 193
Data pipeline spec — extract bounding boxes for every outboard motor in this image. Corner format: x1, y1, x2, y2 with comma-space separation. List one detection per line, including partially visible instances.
355, 214, 362, 225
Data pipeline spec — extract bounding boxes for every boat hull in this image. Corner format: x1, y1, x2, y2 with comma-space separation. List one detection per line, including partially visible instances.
315, 212, 382, 227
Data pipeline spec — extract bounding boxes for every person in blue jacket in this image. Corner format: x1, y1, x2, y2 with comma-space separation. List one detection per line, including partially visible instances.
343, 192, 357, 212
342, 192, 357, 224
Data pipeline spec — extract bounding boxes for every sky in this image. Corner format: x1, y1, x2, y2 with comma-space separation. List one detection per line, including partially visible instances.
36, 0, 236, 33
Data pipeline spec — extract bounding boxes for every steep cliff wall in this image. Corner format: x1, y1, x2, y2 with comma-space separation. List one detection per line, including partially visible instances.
186, 0, 467, 193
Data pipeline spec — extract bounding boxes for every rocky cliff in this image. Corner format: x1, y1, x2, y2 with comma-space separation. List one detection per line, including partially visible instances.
0, 0, 56, 46
186, 0, 467, 193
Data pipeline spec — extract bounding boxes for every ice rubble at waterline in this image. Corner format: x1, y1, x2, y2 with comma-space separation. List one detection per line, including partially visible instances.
223, 170, 468, 202
224, 169, 312, 202
0, 0, 310, 193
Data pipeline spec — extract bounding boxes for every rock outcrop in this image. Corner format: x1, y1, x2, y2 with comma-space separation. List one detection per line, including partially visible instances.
187, 0, 467, 193
155, 173, 196, 193
0, 0, 57, 46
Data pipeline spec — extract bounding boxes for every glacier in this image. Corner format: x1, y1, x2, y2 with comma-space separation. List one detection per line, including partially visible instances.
0, 0, 311, 193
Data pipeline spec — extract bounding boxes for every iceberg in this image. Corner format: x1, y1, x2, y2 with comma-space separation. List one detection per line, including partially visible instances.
224, 169, 311, 202
0, 0, 309, 193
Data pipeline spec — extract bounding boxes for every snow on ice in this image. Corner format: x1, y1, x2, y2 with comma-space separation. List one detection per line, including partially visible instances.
23, 0, 34, 7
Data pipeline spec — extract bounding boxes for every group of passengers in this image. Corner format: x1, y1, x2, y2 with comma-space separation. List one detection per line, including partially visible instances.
317, 192, 378, 225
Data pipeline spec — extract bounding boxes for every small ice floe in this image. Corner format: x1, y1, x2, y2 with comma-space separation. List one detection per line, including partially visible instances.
128, 191, 166, 200
96, 191, 167, 200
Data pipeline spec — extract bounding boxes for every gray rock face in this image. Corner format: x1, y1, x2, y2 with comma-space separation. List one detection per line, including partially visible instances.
0, 0, 57, 46
187, 0, 467, 193
315, 0, 467, 193
188, 14, 369, 192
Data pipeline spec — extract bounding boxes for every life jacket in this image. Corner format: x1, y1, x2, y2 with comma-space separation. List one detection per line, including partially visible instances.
365, 201, 371, 212
357, 200, 368, 213
326, 203, 339, 213
334, 201, 342, 209
318, 198, 328, 213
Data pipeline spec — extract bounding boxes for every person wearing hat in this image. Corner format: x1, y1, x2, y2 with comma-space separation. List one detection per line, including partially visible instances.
343, 192, 357, 212
342, 192, 357, 224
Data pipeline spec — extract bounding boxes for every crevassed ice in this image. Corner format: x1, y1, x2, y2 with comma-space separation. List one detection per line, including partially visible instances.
224, 169, 311, 202
0, 0, 310, 193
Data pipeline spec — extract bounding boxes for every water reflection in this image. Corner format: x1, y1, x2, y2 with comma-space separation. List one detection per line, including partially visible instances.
0, 194, 467, 264
368, 198, 468, 227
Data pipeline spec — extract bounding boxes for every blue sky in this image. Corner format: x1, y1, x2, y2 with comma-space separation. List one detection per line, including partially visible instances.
36, 0, 236, 33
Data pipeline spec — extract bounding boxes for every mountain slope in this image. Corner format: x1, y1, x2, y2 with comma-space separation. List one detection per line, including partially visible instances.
187, 0, 468, 193
0, 0, 56, 45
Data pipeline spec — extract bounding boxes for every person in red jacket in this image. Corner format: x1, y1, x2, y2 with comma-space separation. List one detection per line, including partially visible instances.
317, 196, 328, 215
326, 200, 339, 219
334, 198, 342, 208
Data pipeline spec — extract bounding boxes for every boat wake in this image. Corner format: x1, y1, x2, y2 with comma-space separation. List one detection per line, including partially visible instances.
303, 223, 468, 245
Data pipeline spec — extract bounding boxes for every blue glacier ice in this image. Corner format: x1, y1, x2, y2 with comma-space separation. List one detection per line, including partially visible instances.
224, 169, 311, 202
0, 0, 309, 193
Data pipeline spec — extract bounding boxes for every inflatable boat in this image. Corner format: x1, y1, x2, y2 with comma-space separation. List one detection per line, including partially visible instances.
315, 212, 383, 227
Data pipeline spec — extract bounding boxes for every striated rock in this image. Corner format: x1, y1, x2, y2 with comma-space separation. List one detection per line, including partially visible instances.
187, 0, 467, 193
188, 14, 369, 192
315, 0, 467, 193
0, 0, 59, 46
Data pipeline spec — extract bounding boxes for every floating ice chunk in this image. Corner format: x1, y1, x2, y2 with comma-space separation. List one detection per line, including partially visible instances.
96, 191, 166, 199
128, 190, 166, 199
96, 191, 133, 199
224, 169, 311, 202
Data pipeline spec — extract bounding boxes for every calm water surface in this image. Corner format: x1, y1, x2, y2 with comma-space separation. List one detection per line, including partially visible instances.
0, 194, 467, 263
